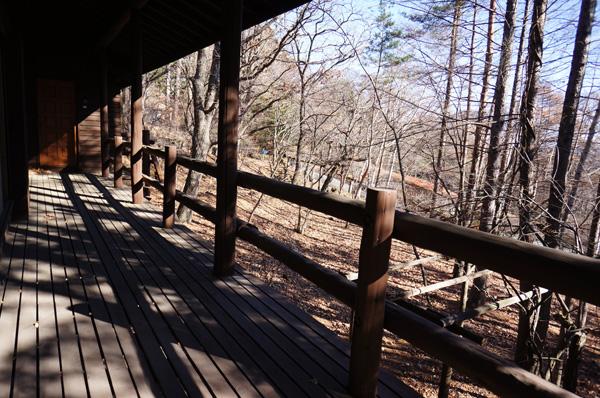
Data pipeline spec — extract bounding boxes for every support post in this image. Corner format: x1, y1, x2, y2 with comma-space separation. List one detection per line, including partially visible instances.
100, 51, 110, 177
350, 188, 396, 397
130, 11, 143, 204
163, 145, 177, 228
113, 135, 123, 188
4, 35, 29, 219
214, 0, 242, 277
142, 129, 150, 198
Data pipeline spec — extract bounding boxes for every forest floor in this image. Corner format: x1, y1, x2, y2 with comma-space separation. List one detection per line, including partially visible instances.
147, 154, 599, 398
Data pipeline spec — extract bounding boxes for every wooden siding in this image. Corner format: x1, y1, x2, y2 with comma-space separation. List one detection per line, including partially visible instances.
77, 93, 121, 174
77, 109, 101, 172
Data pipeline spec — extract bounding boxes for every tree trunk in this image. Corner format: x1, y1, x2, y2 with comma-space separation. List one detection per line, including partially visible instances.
513, 0, 548, 371
537, 0, 596, 375
468, 0, 518, 309
457, 0, 479, 226
560, 99, 600, 237
562, 179, 599, 392
463, 0, 496, 226
545, 0, 596, 249
177, 45, 220, 223
172, 59, 182, 132
493, 0, 530, 228
430, 0, 463, 218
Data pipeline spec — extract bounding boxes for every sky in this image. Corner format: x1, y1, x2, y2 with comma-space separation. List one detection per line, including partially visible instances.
291, 0, 600, 96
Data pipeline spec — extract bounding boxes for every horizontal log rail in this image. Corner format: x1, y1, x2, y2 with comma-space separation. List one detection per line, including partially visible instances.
393, 299, 483, 344
237, 170, 365, 225
137, 148, 592, 397
233, 168, 599, 307
165, 190, 575, 397
383, 302, 575, 397
237, 220, 357, 307
174, 190, 217, 224
392, 212, 600, 308
175, 155, 217, 177
142, 145, 166, 159
141, 174, 163, 192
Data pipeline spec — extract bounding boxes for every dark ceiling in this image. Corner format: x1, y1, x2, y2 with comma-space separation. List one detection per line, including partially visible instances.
6, 0, 309, 85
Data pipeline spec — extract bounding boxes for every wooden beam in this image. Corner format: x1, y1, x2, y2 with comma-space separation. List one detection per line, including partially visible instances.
130, 12, 143, 204
100, 52, 110, 177
391, 269, 492, 300
163, 146, 177, 228
214, 0, 243, 277
113, 135, 124, 188
440, 288, 549, 327
350, 188, 396, 398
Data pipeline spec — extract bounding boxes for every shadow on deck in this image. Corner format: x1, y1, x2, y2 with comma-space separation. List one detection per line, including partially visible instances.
0, 173, 416, 397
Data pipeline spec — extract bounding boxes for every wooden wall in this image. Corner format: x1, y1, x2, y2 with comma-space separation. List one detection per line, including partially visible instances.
77, 108, 101, 172
76, 92, 121, 173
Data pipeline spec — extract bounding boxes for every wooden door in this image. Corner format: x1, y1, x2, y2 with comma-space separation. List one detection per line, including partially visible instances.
37, 79, 76, 169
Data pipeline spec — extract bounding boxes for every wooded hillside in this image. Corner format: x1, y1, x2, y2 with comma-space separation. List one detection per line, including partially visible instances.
124, 0, 600, 395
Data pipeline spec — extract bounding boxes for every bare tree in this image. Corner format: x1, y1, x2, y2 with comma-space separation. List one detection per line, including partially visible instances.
514, 0, 548, 371
468, 0, 518, 308
177, 45, 220, 222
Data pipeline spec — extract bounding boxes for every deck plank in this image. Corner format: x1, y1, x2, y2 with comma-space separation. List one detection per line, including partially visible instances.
102, 176, 416, 398
44, 175, 91, 397
50, 174, 148, 397
0, 173, 417, 398
121, 195, 409, 398
101, 181, 339, 397
13, 182, 41, 398
63, 175, 192, 397
32, 177, 64, 397
0, 218, 27, 396
51, 175, 114, 397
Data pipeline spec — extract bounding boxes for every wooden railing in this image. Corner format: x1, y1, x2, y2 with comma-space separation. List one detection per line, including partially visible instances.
131, 143, 597, 397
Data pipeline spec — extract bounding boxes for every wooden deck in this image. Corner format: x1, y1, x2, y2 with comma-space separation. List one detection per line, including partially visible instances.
0, 173, 416, 397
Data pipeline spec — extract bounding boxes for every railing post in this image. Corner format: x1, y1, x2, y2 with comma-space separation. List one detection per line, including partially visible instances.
214, 0, 242, 277
163, 146, 177, 228
113, 135, 123, 188
130, 11, 143, 204
142, 129, 151, 199
349, 188, 396, 398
